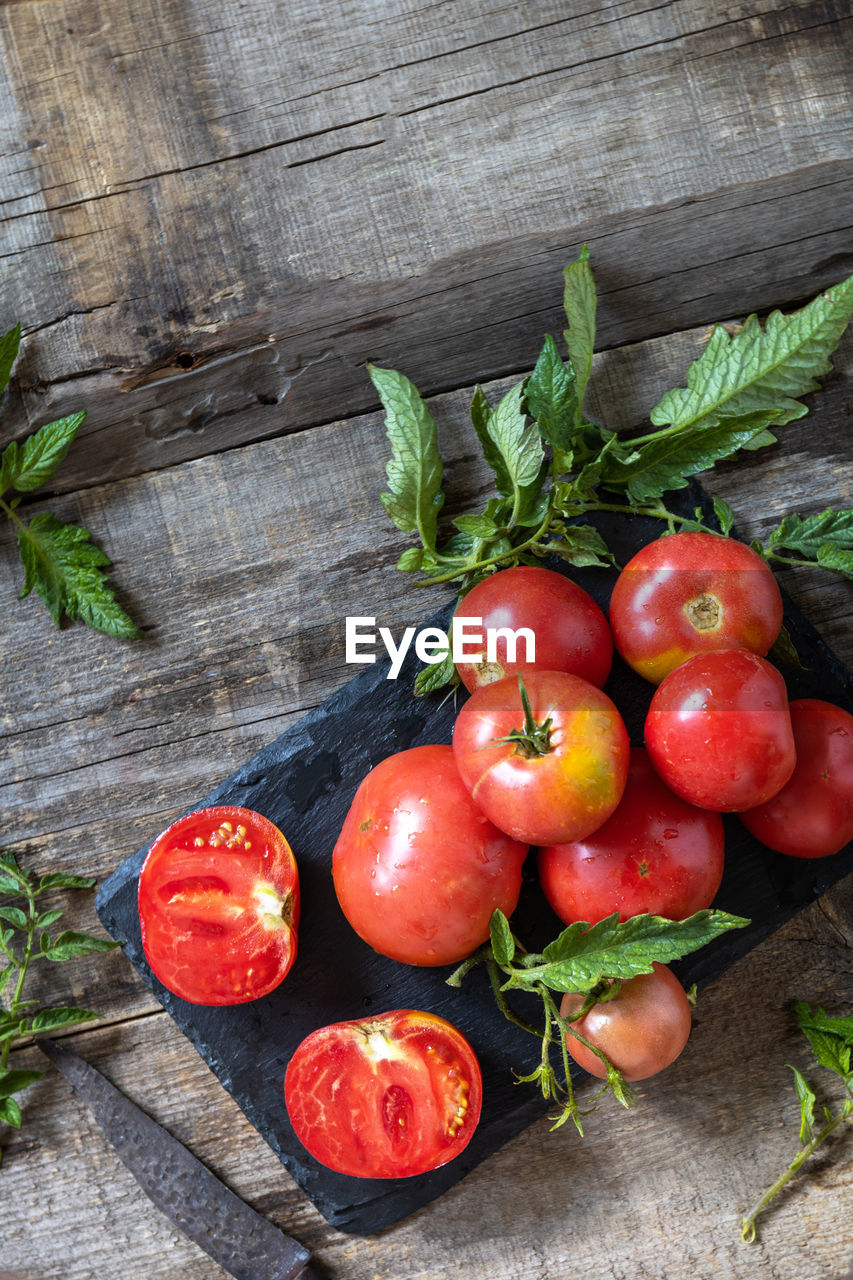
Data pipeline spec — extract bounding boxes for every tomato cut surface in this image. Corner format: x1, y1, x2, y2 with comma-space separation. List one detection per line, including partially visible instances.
284, 1009, 483, 1179
138, 806, 299, 1005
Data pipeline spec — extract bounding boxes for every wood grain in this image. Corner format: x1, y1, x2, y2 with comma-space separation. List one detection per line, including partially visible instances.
1, 0, 851, 487
1, 316, 851, 1277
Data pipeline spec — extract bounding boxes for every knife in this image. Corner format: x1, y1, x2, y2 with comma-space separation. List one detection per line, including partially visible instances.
39, 1038, 326, 1280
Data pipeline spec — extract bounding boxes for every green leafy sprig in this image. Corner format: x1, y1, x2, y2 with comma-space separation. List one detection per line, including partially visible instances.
0, 324, 140, 638
741, 1002, 853, 1242
0, 850, 120, 1164
369, 252, 853, 693
448, 907, 749, 1132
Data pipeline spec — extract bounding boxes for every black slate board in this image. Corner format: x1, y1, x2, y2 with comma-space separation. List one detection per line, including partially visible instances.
96, 481, 853, 1234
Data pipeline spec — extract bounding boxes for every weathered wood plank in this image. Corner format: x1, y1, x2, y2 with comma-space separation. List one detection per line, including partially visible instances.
0, 322, 850, 1028
3, 871, 851, 1279
1, 1, 851, 487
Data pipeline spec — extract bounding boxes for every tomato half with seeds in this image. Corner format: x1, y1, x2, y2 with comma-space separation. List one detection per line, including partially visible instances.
538, 747, 725, 924
452, 670, 630, 845
739, 698, 853, 857
560, 963, 692, 1081
609, 531, 783, 683
332, 745, 527, 966
644, 648, 795, 812
454, 565, 612, 692
138, 806, 299, 1005
284, 1009, 482, 1179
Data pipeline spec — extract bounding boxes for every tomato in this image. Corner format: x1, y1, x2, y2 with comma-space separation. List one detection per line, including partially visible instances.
454, 565, 612, 692
452, 670, 630, 845
644, 648, 795, 811
560, 963, 692, 1081
138, 806, 299, 1005
332, 745, 527, 965
538, 748, 725, 924
608, 531, 783, 683
739, 698, 853, 857
284, 1009, 482, 1178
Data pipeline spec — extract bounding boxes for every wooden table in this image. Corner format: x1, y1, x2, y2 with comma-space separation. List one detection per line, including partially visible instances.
2, 2, 852, 1277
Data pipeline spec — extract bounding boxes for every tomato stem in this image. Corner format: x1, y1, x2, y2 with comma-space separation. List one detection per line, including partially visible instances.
491, 675, 554, 758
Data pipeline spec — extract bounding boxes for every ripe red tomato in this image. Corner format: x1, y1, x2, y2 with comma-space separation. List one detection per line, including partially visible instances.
538, 748, 725, 924
608, 531, 783, 683
644, 648, 795, 811
739, 698, 853, 857
560, 963, 692, 1081
284, 1009, 482, 1178
138, 806, 299, 1005
454, 565, 612, 691
452, 670, 630, 845
332, 745, 527, 965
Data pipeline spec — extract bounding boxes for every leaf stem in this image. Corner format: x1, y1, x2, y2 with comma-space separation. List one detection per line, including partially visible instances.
741, 1101, 853, 1242
0, 877, 35, 1072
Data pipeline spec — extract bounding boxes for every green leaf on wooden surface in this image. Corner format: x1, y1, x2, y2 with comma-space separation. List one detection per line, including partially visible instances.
562, 245, 597, 423
38, 872, 96, 892
650, 274, 853, 434
487, 383, 546, 521
369, 363, 444, 550
789, 1065, 816, 1143
42, 930, 121, 962
764, 509, 853, 579
30, 1007, 100, 1033
0, 413, 85, 495
16, 512, 141, 638
0, 907, 28, 931
0, 1068, 44, 1099
599, 413, 779, 504
794, 1002, 853, 1079
0, 323, 21, 399
0, 1096, 23, 1129
525, 335, 577, 450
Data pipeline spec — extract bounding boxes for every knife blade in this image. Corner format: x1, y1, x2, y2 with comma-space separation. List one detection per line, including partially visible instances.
39, 1038, 326, 1280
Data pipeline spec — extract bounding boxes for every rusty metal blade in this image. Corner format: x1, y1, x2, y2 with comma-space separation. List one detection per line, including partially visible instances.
39, 1038, 324, 1280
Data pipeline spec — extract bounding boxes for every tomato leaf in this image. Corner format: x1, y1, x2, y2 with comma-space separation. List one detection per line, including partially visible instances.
0, 323, 21, 400
542, 522, 614, 569
794, 1002, 853, 1079
650, 275, 853, 435
763, 509, 853, 580
0, 1096, 23, 1129
0, 1068, 44, 1099
38, 872, 96, 892
1, 413, 85, 494
16, 512, 141, 638
42, 931, 121, 962
789, 1065, 816, 1144
29, 1006, 100, 1033
486, 383, 547, 523
525, 335, 577, 450
599, 413, 779, 505
369, 363, 444, 551
504, 910, 749, 994
413, 642, 458, 698
0, 907, 28, 931
489, 910, 516, 967
562, 245, 596, 424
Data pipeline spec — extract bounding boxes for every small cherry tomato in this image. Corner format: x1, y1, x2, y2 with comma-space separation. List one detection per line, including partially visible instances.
644, 649, 795, 811
284, 1009, 483, 1178
609, 531, 783, 683
332, 745, 527, 966
138, 806, 299, 1005
739, 698, 853, 857
560, 963, 692, 1081
452, 670, 630, 845
538, 748, 725, 924
454, 565, 612, 692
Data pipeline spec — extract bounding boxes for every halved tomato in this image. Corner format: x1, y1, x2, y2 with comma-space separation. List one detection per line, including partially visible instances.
138, 805, 299, 1005
284, 1009, 482, 1178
